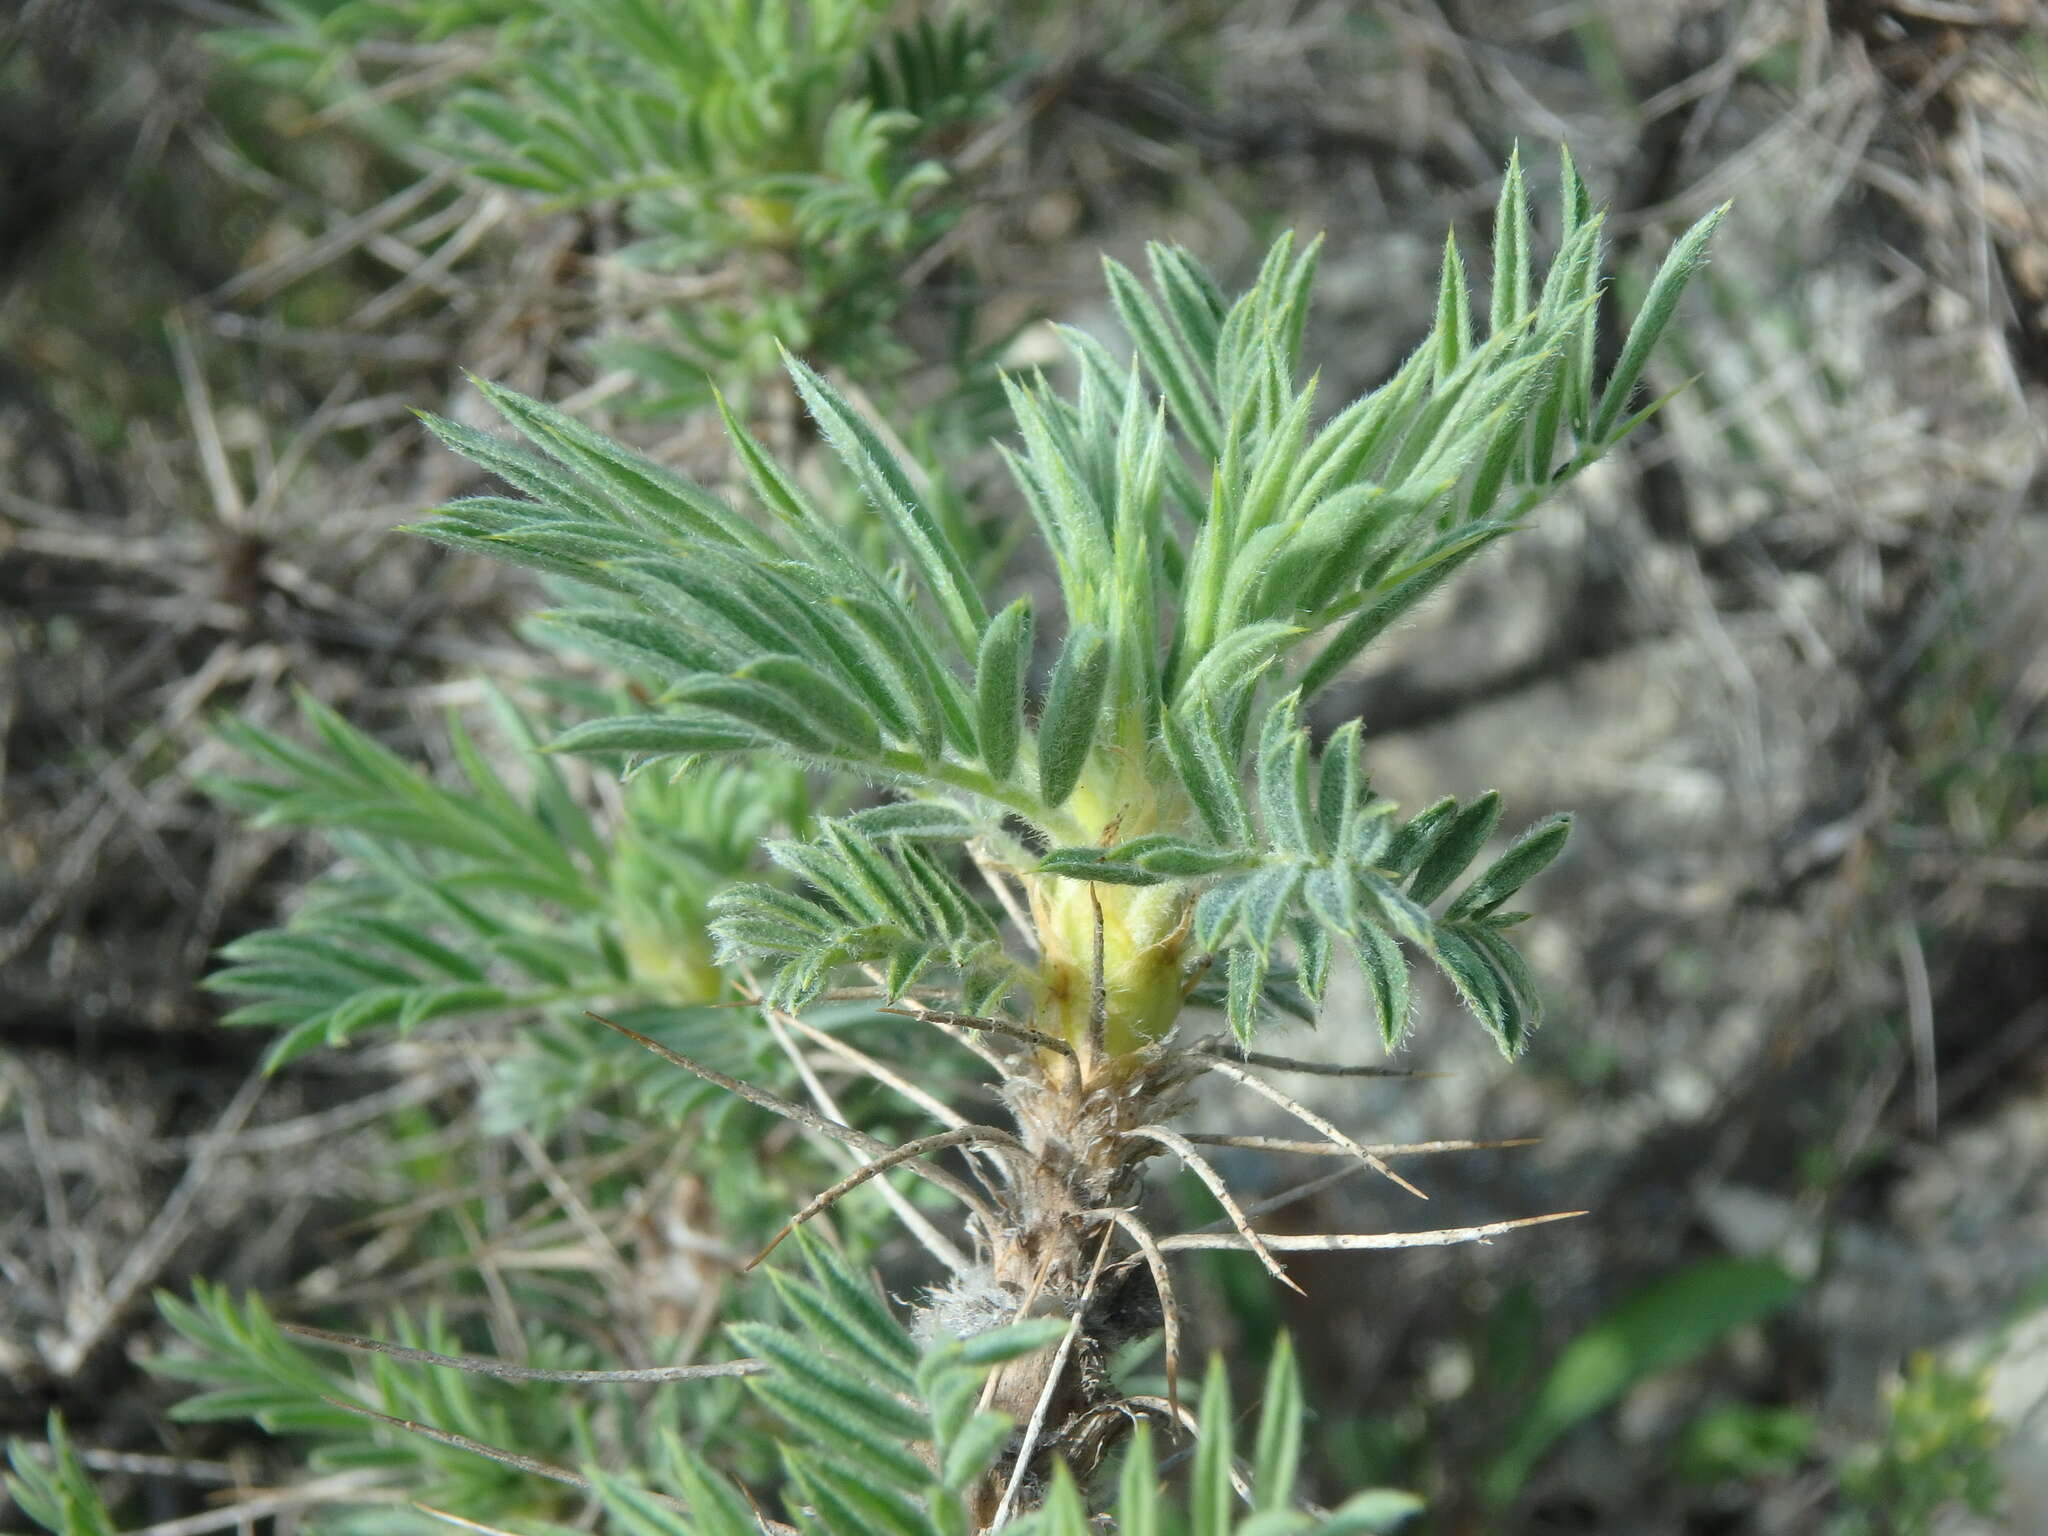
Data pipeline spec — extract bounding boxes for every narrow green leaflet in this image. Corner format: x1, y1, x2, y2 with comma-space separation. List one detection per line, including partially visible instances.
1035, 624, 1109, 808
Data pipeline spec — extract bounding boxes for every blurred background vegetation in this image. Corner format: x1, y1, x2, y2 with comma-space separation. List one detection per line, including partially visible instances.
3, 0, 2045, 1531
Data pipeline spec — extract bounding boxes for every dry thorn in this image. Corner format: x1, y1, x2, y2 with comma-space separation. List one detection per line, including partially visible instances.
319, 1397, 657, 1503
1200, 1056, 1431, 1202
754, 1002, 978, 1274
586, 1012, 995, 1234
1893, 914, 1939, 1137
1181, 1135, 1538, 1157
281, 1323, 766, 1384
970, 846, 1039, 954
746, 1126, 1023, 1270
776, 1008, 1018, 1191
1230, 1165, 1372, 1227
502, 1104, 635, 1282
1160, 1210, 1588, 1253
877, 1004, 1075, 1057
413, 1504, 532, 1536
445, 1200, 527, 1366
1120, 1125, 1303, 1295
1087, 886, 1108, 1060
1121, 1393, 1204, 1442
1192, 1042, 1432, 1079
1119, 1399, 1258, 1503
110, 1472, 394, 1536
1083, 1206, 1182, 1418
1191, 1143, 1541, 1231
772, 1009, 971, 1131
165, 309, 245, 529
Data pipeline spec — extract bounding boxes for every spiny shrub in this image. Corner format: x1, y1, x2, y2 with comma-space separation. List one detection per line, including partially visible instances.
7, 148, 1721, 1531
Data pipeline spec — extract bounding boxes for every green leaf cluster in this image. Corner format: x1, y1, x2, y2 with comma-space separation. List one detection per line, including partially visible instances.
716, 817, 1028, 1014
1047, 700, 1571, 1051
149, 1281, 720, 1528
3, 1419, 118, 1536
210, 0, 1004, 405
588, 1239, 1423, 1536
1016, 1338, 1421, 1536
97, 1238, 1421, 1536
413, 150, 1719, 1056
202, 688, 803, 1075
199, 685, 855, 1187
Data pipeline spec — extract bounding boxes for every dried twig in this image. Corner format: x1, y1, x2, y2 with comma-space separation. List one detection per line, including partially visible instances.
754, 1004, 978, 1273
47, 1061, 270, 1376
